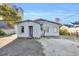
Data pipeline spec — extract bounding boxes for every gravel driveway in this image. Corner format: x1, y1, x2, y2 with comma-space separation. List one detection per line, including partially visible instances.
37, 38, 79, 56
0, 38, 44, 56
1, 37, 79, 56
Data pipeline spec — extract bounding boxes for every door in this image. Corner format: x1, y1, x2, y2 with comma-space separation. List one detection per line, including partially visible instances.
29, 26, 33, 38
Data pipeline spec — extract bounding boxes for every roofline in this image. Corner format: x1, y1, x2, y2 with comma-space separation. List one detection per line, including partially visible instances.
34, 18, 62, 26
16, 19, 62, 27
16, 20, 40, 25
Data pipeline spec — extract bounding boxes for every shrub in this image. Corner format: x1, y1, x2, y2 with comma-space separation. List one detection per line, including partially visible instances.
8, 33, 16, 36
0, 29, 6, 36
59, 28, 69, 35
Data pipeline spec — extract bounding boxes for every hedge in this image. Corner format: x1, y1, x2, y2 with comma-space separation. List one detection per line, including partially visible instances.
0, 29, 6, 36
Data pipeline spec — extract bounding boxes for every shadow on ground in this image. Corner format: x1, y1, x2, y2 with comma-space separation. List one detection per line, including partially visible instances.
0, 38, 45, 56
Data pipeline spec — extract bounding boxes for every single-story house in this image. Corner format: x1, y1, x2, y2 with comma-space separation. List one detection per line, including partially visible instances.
15, 18, 62, 38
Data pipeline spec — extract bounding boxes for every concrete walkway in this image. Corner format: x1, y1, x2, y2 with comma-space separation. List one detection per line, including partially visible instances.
0, 35, 17, 48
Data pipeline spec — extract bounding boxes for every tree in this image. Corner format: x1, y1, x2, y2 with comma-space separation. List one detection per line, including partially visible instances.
0, 3, 22, 28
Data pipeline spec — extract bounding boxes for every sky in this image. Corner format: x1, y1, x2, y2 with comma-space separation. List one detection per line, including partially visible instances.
11, 3, 79, 24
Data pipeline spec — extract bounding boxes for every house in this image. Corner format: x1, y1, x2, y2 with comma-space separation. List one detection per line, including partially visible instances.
15, 18, 62, 38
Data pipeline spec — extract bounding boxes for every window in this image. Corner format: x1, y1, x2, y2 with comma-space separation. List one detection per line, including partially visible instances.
21, 26, 24, 33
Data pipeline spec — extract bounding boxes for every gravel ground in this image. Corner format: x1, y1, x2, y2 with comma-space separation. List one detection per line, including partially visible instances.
37, 38, 79, 56
1, 36, 79, 56
0, 38, 45, 56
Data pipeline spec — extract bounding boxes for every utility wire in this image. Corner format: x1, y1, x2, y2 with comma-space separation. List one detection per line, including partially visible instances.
63, 12, 79, 19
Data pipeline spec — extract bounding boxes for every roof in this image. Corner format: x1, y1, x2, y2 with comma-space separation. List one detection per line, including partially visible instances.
16, 20, 40, 24
16, 18, 62, 26
34, 18, 62, 26
63, 24, 73, 27
72, 21, 79, 25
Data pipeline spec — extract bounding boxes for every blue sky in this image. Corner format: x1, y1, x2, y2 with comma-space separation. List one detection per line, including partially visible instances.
11, 3, 79, 24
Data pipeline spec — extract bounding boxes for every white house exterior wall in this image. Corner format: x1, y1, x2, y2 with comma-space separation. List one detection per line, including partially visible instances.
37, 21, 59, 36
16, 22, 41, 38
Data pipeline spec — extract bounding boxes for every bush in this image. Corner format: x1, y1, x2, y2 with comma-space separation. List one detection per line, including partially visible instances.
8, 33, 16, 36
59, 28, 69, 35
0, 29, 6, 36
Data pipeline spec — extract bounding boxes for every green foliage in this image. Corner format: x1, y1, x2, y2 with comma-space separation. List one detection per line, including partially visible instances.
0, 29, 6, 36
59, 28, 69, 35
0, 3, 22, 28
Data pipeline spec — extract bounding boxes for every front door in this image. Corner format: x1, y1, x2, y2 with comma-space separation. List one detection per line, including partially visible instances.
29, 26, 33, 38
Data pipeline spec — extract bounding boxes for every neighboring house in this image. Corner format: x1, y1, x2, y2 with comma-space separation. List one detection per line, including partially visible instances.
0, 20, 15, 35
15, 18, 61, 38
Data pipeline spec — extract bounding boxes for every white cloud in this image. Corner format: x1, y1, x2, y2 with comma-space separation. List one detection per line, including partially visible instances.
24, 9, 66, 16
23, 10, 76, 20
54, 10, 65, 13
24, 12, 53, 15
24, 11, 74, 17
